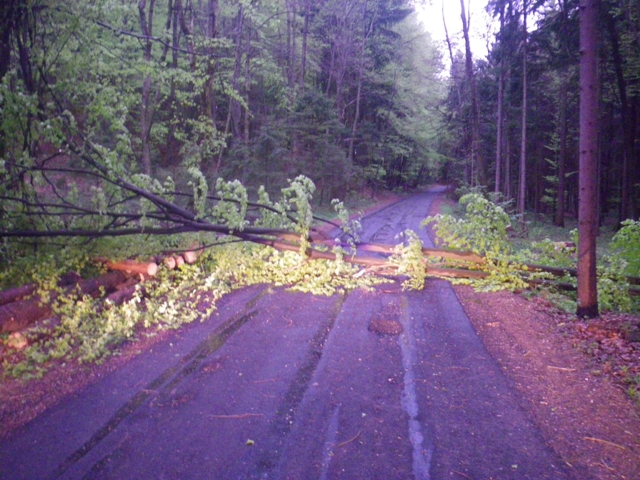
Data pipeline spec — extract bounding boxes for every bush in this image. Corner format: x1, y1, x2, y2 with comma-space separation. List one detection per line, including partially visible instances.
611, 220, 640, 277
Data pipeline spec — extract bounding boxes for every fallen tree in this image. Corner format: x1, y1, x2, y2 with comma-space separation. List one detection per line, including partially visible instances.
1, 126, 638, 345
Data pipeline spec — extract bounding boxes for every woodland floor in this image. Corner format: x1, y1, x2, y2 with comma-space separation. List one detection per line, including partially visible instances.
1, 190, 640, 479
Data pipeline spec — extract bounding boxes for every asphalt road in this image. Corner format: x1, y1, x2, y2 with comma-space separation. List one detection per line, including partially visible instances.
0, 188, 573, 479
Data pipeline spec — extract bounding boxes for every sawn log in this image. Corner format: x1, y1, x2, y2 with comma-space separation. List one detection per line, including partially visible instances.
0, 271, 127, 333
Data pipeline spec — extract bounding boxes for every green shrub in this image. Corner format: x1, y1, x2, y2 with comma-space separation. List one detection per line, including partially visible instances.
611, 220, 640, 276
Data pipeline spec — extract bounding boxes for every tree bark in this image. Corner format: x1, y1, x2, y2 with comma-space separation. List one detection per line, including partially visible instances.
216, 6, 245, 174
577, 0, 599, 318
442, 1, 462, 107
300, 0, 310, 90
495, 5, 505, 195
555, 70, 569, 227
460, 0, 486, 186
349, 8, 372, 165
517, 0, 528, 215
138, 0, 156, 175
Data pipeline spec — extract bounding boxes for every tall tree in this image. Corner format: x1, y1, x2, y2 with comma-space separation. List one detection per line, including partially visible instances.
577, 0, 599, 318
460, 0, 486, 186
494, 2, 506, 194
517, 0, 528, 215
138, 0, 156, 175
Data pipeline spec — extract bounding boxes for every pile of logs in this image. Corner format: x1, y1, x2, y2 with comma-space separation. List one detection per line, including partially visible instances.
0, 246, 204, 334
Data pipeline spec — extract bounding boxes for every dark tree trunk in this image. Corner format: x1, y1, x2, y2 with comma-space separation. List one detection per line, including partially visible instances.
203, 0, 218, 126
349, 12, 372, 165
605, 7, 638, 222
442, 1, 462, 107
555, 71, 569, 227
517, 0, 528, 215
460, 0, 486, 186
216, 6, 244, 174
300, 0, 310, 90
495, 5, 505, 195
0, 0, 18, 160
0, 0, 16, 83
138, 0, 156, 175
577, 0, 599, 318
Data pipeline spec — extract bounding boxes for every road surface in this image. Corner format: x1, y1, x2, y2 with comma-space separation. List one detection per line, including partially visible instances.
0, 188, 573, 479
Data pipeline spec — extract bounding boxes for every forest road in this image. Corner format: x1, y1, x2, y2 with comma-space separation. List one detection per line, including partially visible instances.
0, 187, 575, 480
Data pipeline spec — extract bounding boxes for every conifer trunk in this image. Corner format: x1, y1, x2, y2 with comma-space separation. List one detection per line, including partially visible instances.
517, 0, 528, 215
577, 0, 599, 318
460, 0, 486, 186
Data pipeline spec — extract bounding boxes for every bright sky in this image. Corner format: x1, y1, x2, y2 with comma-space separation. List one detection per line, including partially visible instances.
416, 0, 497, 65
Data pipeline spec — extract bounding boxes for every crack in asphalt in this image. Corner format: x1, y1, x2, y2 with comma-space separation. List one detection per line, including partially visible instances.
48, 290, 267, 479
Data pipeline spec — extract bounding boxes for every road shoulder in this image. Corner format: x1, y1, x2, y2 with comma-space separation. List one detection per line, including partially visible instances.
428, 193, 640, 480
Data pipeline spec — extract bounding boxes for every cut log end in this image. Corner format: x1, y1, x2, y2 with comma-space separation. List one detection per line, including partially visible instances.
94, 258, 158, 277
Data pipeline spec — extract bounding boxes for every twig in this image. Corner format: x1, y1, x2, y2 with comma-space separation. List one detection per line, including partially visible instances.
451, 470, 472, 479
584, 437, 626, 450
252, 378, 279, 384
209, 413, 266, 420
598, 459, 615, 471
337, 430, 361, 447
547, 366, 576, 372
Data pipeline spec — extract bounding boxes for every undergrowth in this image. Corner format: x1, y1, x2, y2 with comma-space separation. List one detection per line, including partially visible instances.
425, 191, 640, 313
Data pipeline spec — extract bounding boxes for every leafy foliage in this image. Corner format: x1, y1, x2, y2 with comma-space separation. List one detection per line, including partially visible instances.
611, 220, 640, 277
424, 193, 512, 259
390, 230, 426, 290
1, 175, 390, 379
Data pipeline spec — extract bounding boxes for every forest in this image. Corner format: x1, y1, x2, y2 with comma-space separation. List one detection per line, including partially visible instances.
0, 0, 640, 357
2, 0, 640, 229
0, 0, 445, 201
2, 0, 639, 231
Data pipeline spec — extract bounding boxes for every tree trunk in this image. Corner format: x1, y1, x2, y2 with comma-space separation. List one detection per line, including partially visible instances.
0, 0, 16, 160
495, 6, 505, 195
605, 7, 637, 223
0, 0, 15, 84
349, 12, 372, 165
442, 1, 462, 107
203, 0, 218, 125
555, 70, 569, 227
460, 0, 486, 186
138, 0, 156, 175
577, 0, 599, 318
300, 0, 310, 90
517, 0, 527, 215
505, 124, 512, 199
216, 6, 245, 174
244, 52, 251, 145
287, 0, 297, 89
